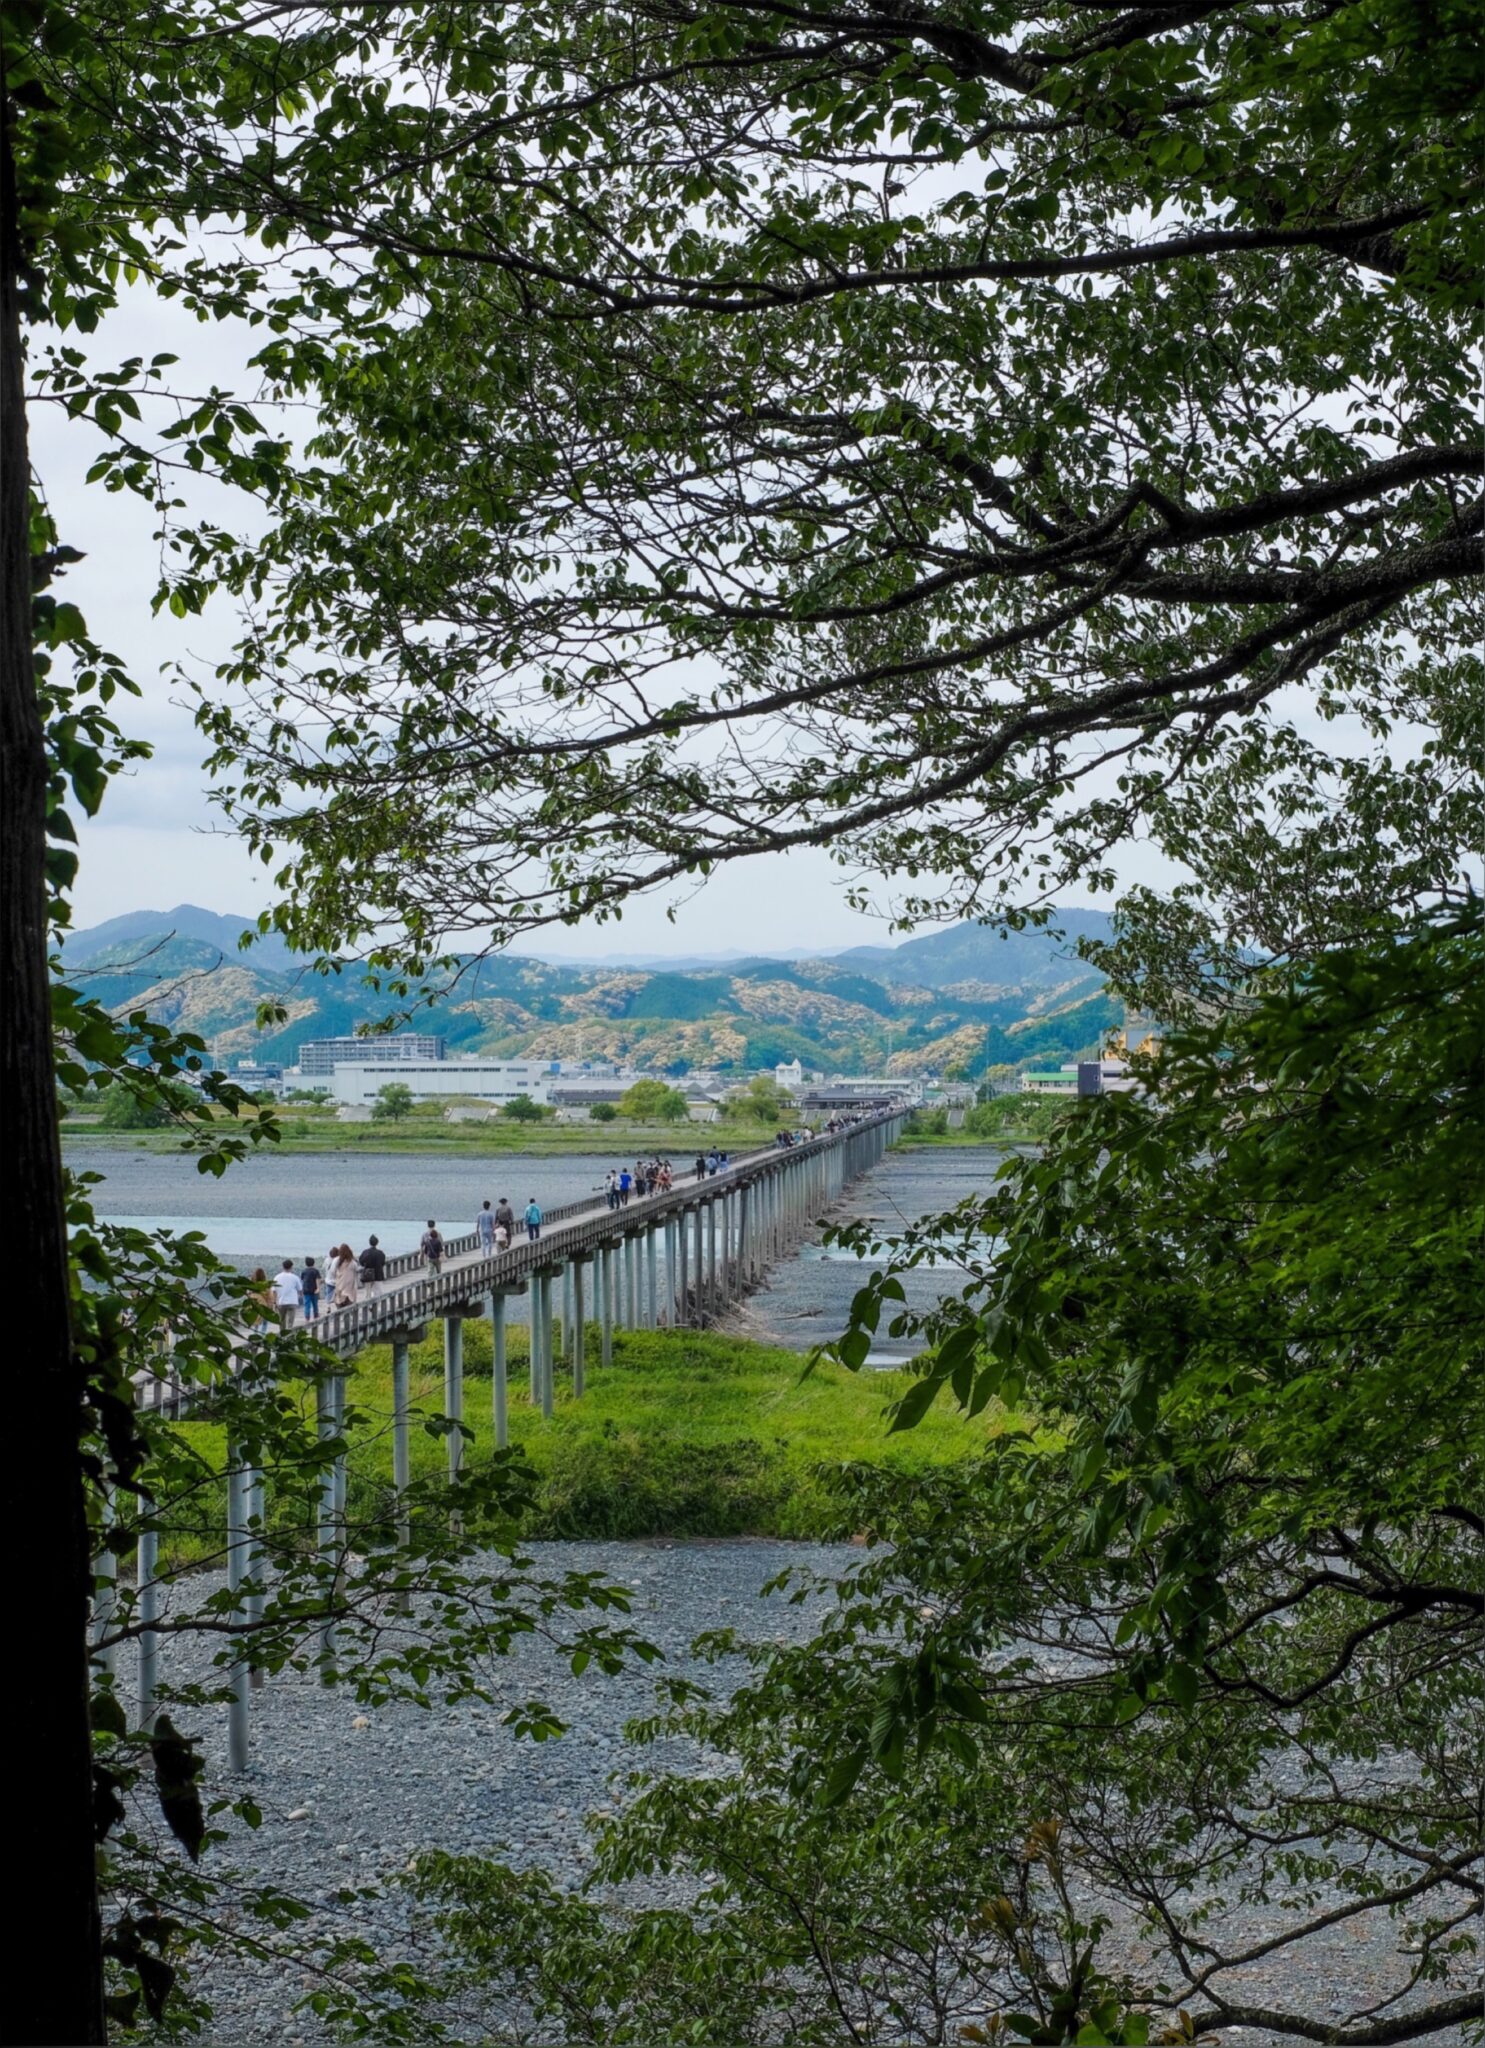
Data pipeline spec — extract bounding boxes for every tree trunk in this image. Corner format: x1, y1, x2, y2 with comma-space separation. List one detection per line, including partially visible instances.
1, 77, 108, 2048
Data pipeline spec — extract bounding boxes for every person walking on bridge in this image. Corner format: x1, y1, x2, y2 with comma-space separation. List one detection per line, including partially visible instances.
524, 1197, 543, 1243
421, 1220, 445, 1274
360, 1235, 387, 1296
494, 1195, 516, 1243
476, 1200, 497, 1253
272, 1258, 303, 1332
331, 1244, 359, 1310
300, 1256, 322, 1323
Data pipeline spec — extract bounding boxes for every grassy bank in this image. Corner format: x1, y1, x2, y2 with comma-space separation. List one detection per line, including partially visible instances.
179, 1327, 1017, 1549
62, 1115, 777, 1157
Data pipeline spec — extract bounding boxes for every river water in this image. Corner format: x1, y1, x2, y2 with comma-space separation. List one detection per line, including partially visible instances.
69, 1142, 1012, 1360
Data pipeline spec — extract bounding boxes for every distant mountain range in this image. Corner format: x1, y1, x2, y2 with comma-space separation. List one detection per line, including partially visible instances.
60, 904, 1120, 1077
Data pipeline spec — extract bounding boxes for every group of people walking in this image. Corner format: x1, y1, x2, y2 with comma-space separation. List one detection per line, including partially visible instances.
254, 1236, 387, 1329
470, 1195, 545, 1254
255, 1193, 550, 1331
252, 1120, 832, 1331
604, 1158, 679, 1207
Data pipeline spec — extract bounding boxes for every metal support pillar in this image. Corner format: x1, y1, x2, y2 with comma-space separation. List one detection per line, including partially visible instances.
572, 1259, 587, 1398
645, 1226, 659, 1331
706, 1200, 718, 1314
530, 1281, 543, 1404
246, 1460, 265, 1688
445, 1315, 465, 1484
561, 1263, 574, 1362
664, 1218, 679, 1325
693, 1203, 706, 1321
491, 1292, 509, 1447
137, 1521, 160, 1728
227, 1456, 250, 1768
678, 1209, 691, 1324
391, 1339, 411, 1546
738, 1183, 752, 1289
601, 1243, 615, 1366
316, 1373, 339, 1680
537, 1271, 555, 1417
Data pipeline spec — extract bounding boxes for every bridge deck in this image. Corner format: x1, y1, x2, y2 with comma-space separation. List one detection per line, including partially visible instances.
305, 1112, 896, 1357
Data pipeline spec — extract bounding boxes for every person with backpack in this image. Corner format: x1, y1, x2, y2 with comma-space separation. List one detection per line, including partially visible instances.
421, 1220, 445, 1273
300, 1256, 322, 1322
524, 1197, 543, 1242
618, 1166, 632, 1206
360, 1234, 388, 1295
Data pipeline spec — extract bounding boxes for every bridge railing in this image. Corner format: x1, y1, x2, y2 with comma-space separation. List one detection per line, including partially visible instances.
371, 1131, 793, 1282
314, 1109, 901, 1355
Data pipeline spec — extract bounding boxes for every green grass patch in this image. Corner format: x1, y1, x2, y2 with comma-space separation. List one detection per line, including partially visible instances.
347, 1326, 1007, 1541
64, 1119, 778, 1157
161, 1329, 1019, 1563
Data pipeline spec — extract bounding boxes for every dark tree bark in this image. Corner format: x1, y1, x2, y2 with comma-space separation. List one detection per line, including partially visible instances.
0, 73, 107, 2048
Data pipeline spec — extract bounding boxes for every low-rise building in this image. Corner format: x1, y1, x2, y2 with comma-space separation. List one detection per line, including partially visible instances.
1020, 1058, 1140, 1098
327, 1057, 558, 1107
1020, 1066, 1080, 1096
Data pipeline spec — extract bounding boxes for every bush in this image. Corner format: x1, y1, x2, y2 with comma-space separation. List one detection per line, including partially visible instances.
589, 1101, 618, 1123
531, 1426, 786, 1538
719, 1075, 788, 1124
371, 1081, 415, 1121
97, 1079, 179, 1129
903, 1106, 948, 1136
617, 1079, 690, 1121
962, 1095, 1066, 1139
500, 1093, 551, 1122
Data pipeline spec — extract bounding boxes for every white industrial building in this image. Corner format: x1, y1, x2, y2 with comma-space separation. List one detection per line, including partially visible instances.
327, 1058, 560, 1107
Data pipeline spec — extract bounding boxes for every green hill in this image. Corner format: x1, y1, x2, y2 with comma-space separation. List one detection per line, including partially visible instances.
61, 906, 1117, 1078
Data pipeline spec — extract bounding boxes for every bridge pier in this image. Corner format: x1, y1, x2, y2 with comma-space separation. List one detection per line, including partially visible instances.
227, 1459, 251, 1767
572, 1256, 587, 1396
389, 1325, 426, 1609
534, 1269, 557, 1416
137, 1519, 160, 1728
316, 1370, 341, 1681
664, 1216, 679, 1325
445, 1315, 465, 1483
488, 1293, 509, 1447
600, 1240, 615, 1364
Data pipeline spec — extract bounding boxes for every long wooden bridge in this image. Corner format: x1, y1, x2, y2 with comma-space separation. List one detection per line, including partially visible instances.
311, 1106, 906, 1435
117, 1105, 909, 1762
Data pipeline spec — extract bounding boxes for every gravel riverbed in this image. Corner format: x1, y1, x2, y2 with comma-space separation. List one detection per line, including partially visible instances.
147, 1537, 1469, 2046
167, 1539, 851, 2043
